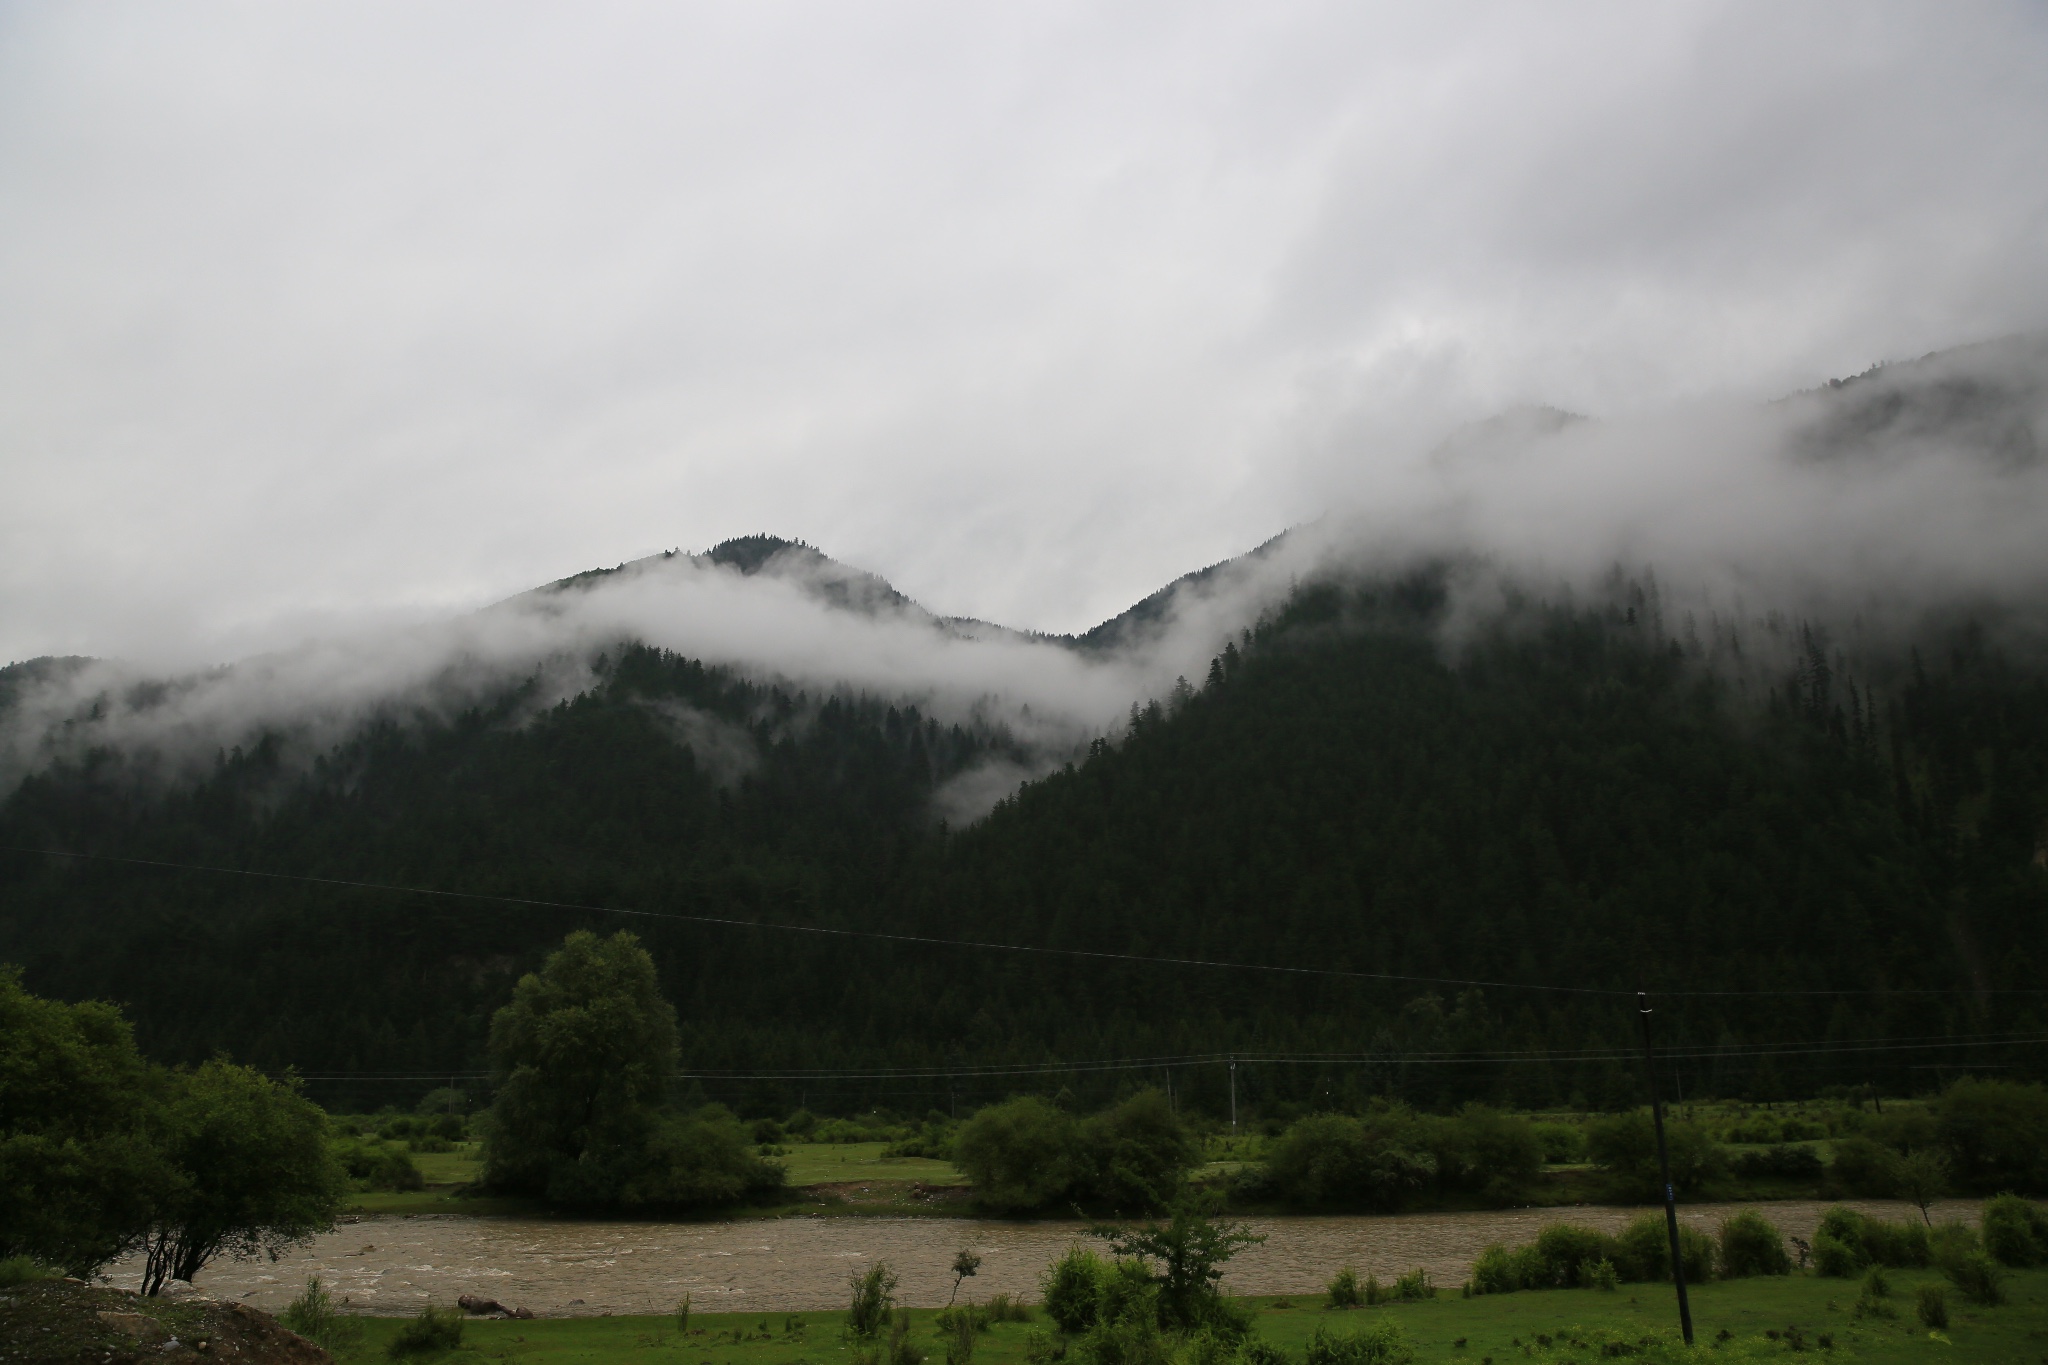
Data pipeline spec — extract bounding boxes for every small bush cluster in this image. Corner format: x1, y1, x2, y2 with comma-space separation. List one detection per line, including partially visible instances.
1717, 1211, 1792, 1277
335, 1138, 425, 1192
1851, 1267, 1895, 1320
1809, 1206, 1929, 1275
1468, 1212, 1724, 1295
1981, 1193, 2048, 1267
1529, 1123, 1585, 1164
955, 1091, 1201, 1214
1721, 1112, 1828, 1144
1248, 1105, 1543, 1212
280, 1276, 365, 1355
0, 1255, 57, 1288
387, 1304, 464, 1358
1303, 1321, 1411, 1365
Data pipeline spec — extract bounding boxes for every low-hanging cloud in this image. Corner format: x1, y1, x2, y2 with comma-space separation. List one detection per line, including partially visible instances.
6, 335, 2045, 819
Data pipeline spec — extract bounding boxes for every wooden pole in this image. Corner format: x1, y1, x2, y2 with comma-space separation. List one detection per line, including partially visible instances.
1637, 991, 1695, 1347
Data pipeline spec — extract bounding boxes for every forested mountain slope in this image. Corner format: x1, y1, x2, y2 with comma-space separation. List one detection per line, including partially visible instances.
2, 558, 2043, 1117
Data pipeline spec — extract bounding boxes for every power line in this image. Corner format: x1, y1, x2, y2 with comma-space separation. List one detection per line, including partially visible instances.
4, 845, 1618, 996
282, 1031, 2048, 1085
16, 844, 2044, 999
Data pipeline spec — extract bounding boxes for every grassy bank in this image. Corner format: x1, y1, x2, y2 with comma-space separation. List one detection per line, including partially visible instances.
325, 1269, 2048, 1364
344, 1141, 972, 1219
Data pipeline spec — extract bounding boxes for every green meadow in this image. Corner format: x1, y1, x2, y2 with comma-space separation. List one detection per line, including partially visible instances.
329, 1270, 2048, 1365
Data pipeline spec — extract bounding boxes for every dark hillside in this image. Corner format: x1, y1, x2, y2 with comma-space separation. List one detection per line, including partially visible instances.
0, 572, 2043, 1117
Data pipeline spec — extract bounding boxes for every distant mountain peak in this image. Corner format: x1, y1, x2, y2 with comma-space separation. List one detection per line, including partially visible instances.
705, 534, 820, 575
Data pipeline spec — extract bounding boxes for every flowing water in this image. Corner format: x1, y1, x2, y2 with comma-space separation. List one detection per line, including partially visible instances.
120, 1199, 1981, 1317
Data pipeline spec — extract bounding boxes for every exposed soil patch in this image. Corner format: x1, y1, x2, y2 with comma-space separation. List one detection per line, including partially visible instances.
0, 1280, 329, 1365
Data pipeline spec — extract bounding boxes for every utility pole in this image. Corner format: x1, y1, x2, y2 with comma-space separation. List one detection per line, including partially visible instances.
1636, 991, 1695, 1347
1229, 1057, 1238, 1135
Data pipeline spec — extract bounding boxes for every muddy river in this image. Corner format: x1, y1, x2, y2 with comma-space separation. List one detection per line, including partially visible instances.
118, 1199, 1981, 1317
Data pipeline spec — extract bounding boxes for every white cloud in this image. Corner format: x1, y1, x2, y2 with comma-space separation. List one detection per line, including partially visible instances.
1, 2, 2044, 668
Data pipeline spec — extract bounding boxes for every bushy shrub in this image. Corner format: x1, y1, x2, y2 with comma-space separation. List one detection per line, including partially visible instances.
1852, 1267, 1896, 1320
1530, 1123, 1585, 1164
1074, 1311, 1166, 1365
1811, 1231, 1861, 1277
1826, 1137, 1899, 1196
1529, 1224, 1621, 1289
1613, 1213, 1715, 1284
1325, 1266, 1363, 1309
0, 1256, 56, 1288
388, 1304, 463, 1357
1468, 1244, 1520, 1295
848, 1262, 900, 1339
1261, 1113, 1437, 1212
280, 1276, 363, 1354
1388, 1269, 1433, 1302
1811, 1205, 1928, 1273
1718, 1211, 1791, 1277
1074, 1091, 1201, 1211
336, 1139, 424, 1192
943, 1306, 978, 1365
1429, 1106, 1542, 1200
1585, 1112, 1726, 1198
1861, 1215, 1930, 1269
1981, 1193, 2048, 1267
1732, 1145, 1824, 1182
1093, 1258, 1157, 1330
1944, 1251, 2007, 1307
1584, 1258, 1618, 1292
1042, 1247, 1107, 1334
1935, 1079, 2048, 1194
1915, 1285, 1948, 1330
984, 1294, 1031, 1324
1928, 1218, 1978, 1268
955, 1098, 1079, 1214
1302, 1321, 1412, 1365
1240, 1339, 1290, 1365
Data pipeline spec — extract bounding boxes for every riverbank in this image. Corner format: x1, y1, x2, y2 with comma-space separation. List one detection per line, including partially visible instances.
322, 1272, 2048, 1365
347, 1139, 1851, 1221
110, 1199, 1987, 1318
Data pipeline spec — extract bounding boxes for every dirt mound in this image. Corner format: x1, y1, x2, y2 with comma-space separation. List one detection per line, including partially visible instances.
0, 1279, 331, 1364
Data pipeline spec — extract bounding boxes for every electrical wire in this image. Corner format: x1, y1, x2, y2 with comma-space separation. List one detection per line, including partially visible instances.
282, 1031, 2048, 1085
15, 844, 2046, 999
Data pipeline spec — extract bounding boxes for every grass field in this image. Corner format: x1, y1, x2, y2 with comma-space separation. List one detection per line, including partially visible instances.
771, 1142, 968, 1188
328, 1269, 2048, 1364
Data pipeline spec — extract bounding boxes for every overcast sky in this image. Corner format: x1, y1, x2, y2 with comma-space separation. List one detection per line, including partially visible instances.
3, 1, 2046, 669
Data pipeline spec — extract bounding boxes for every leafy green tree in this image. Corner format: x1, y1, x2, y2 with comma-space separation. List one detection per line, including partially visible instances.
1894, 1148, 1950, 1226
1076, 1090, 1201, 1212
482, 930, 778, 1208
1260, 1112, 1438, 1211
139, 1058, 347, 1293
1585, 1111, 1725, 1199
0, 966, 172, 1277
1091, 1200, 1264, 1332
953, 1096, 1079, 1213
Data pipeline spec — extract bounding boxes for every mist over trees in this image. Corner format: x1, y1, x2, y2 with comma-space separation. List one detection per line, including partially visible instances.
0, 472, 2045, 1118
